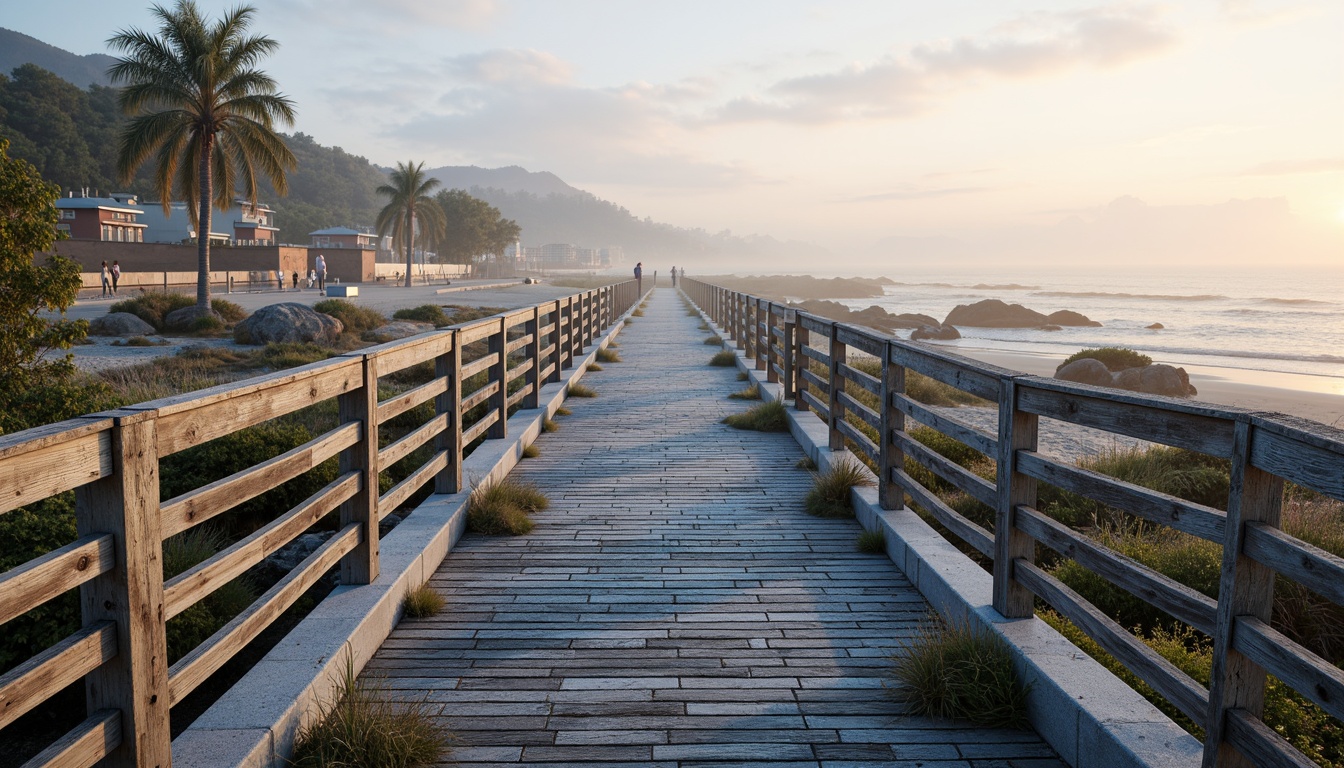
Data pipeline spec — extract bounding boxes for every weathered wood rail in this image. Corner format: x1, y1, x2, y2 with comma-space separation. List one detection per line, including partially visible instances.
682, 277, 1344, 768
0, 280, 639, 767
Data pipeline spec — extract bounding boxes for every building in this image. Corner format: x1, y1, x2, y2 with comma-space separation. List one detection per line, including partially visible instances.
54, 192, 147, 243
310, 227, 380, 249
140, 199, 278, 245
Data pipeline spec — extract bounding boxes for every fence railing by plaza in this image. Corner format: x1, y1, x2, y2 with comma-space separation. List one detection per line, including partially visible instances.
682, 277, 1344, 768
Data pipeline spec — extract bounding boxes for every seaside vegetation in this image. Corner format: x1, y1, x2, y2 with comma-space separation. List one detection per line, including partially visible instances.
402, 584, 445, 619
728, 384, 761, 400
314, 298, 386, 336
568, 383, 597, 398
110, 291, 247, 332
856, 529, 887, 554
1057, 346, 1153, 372
890, 617, 1031, 729
804, 456, 874, 518
393, 304, 451, 326
704, 335, 724, 345
709, 350, 737, 366
595, 348, 622, 363
466, 477, 549, 535
722, 400, 789, 432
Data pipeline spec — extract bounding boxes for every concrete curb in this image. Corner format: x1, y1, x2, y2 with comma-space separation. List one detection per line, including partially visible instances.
687, 292, 1202, 768
172, 298, 642, 767
433, 279, 525, 294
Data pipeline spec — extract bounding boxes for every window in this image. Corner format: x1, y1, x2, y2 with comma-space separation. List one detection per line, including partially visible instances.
60, 210, 76, 220
102, 225, 110, 241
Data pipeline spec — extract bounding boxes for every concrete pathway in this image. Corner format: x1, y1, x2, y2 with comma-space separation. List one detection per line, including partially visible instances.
366, 289, 1067, 767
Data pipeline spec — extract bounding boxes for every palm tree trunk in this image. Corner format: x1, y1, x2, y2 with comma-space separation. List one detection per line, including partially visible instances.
196, 135, 214, 309
404, 206, 415, 288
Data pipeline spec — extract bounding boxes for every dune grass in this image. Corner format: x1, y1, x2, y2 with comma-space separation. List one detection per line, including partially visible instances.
889, 617, 1030, 729
521, 443, 540, 459
402, 584, 445, 619
796, 456, 817, 470
542, 418, 559, 433
804, 455, 874, 517
595, 348, 622, 363
736, 371, 749, 381
722, 399, 789, 432
568, 383, 597, 398
466, 477, 549, 535
857, 529, 887, 554
587, 363, 604, 372
555, 406, 572, 416
728, 384, 761, 400
710, 350, 737, 366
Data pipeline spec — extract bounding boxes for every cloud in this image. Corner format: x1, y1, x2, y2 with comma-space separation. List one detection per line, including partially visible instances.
1237, 157, 1344, 176
711, 6, 1177, 124
273, 0, 501, 31
444, 49, 572, 87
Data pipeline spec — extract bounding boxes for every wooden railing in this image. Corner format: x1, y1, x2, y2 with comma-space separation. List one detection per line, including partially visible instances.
0, 279, 640, 767
682, 278, 1344, 768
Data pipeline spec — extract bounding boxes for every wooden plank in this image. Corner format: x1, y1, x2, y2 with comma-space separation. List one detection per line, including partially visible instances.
892, 393, 997, 456
508, 357, 536, 380
879, 346, 904, 510
18, 708, 120, 768
168, 524, 361, 705
365, 331, 452, 376
835, 324, 887, 357
892, 467, 993, 558
1243, 523, 1344, 608
0, 429, 112, 517
151, 359, 361, 456
893, 430, 997, 509
377, 376, 449, 425
455, 318, 503, 346
1016, 451, 1226, 542
539, 362, 556, 381
836, 391, 880, 431
0, 621, 116, 730
800, 368, 830, 394
505, 334, 534, 355
837, 362, 880, 396
463, 410, 500, 445
0, 416, 112, 464
160, 422, 361, 538
888, 342, 1002, 401
799, 345, 830, 365
1233, 616, 1344, 723
379, 450, 450, 519
461, 380, 501, 413
164, 472, 361, 620
798, 313, 832, 335
461, 352, 499, 381
507, 383, 535, 409
799, 390, 830, 419
1017, 380, 1236, 457
338, 355, 379, 586
1016, 505, 1217, 634
836, 420, 878, 465
1224, 709, 1318, 768
378, 413, 449, 471
0, 534, 114, 626
1016, 561, 1209, 722
1249, 423, 1344, 500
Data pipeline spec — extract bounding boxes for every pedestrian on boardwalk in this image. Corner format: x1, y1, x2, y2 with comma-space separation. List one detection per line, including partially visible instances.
671, 266, 677, 288
276, 269, 284, 291
315, 254, 327, 293
100, 261, 111, 297
292, 271, 299, 290
634, 261, 643, 294
110, 260, 121, 295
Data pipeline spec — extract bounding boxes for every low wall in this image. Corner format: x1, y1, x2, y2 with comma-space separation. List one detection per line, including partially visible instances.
56, 241, 376, 286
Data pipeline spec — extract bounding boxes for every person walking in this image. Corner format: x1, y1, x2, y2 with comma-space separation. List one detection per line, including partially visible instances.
110, 260, 121, 296
315, 254, 327, 293
670, 266, 677, 288
100, 261, 111, 297
634, 262, 643, 294
292, 271, 299, 290
275, 269, 284, 291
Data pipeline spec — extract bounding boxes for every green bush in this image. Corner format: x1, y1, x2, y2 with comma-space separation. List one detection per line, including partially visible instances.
162, 527, 255, 662
314, 299, 385, 335
211, 298, 247, 324
0, 495, 79, 673
402, 584, 445, 619
805, 456, 874, 517
857, 529, 887, 554
1058, 347, 1154, 372
722, 400, 790, 432
393, 305, 450, 326
467, 477, 549, 535
890, 617, 1030, 729
1039, 445, 1229, 529
109, 292, 246, 331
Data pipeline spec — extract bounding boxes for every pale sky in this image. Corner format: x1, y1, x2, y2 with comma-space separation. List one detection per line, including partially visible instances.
5, 0, 1342, 268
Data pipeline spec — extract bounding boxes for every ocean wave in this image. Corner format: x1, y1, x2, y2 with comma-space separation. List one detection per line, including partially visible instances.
1030, 291, 1228, 301
886, 282, 1039, 290
1257, 297, 1336, 307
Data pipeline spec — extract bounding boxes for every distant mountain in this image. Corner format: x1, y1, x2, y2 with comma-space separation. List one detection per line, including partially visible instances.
421, 165, 583, 198
0, 28, 115, 88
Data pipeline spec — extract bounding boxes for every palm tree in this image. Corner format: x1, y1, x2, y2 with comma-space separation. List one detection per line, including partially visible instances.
376, 162, 444, 287
108, 1, 296, 312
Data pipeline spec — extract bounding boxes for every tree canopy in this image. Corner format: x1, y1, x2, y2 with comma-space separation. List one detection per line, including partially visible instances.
376, 161, 442, 286
435, 188, 520, 265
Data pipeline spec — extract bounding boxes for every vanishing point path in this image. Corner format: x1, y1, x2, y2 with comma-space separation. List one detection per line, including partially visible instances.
366, 289, 1067, 767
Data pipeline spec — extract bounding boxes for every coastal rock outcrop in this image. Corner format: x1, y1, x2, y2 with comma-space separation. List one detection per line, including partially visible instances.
364, 320, 435, 343
1046, 310, 1102, 327
164, 305, 225, 332
1147, 323, 1165, 330
1055, 361, 1197, 397
90, 312, 156, 337
234, 302, 343, 345
1056, 358, 1113, 387
911, 324, 960, 341
942, 299, 1100, 329
793, 300, 937, 332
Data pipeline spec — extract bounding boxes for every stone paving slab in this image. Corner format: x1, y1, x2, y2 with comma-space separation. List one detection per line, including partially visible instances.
365, 290, 1067, 767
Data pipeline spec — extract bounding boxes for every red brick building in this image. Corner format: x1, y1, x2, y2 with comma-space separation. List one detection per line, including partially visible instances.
54, 193, 147, 243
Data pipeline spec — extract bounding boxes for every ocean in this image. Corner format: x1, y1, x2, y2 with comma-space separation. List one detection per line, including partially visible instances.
828, 267, 1344, 386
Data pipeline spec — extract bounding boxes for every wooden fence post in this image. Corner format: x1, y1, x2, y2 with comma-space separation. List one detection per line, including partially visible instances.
755, 300, 768, 371
793, 320, 808, 411
781, 309, 796, 398
524, 306, 541, 410
548, 300, 563, 384
993, 377, 1038, 618
827, 323, 846, 451
878, 343, 906, 510
1203, 420, 1282, 768
765, 303, 779, 382
435, 332, 463, 494
75, 413, 172, 767
488, 317, 507, 440
338, 353, 380, 583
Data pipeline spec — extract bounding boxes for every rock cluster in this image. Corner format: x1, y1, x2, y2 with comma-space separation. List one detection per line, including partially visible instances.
234, 302, 343, 345
943, 299, 1101, 329
1056, 359, 1197, 397
793, 299, 938, 332
90, 312, 156, 337
364, 320, 436, 343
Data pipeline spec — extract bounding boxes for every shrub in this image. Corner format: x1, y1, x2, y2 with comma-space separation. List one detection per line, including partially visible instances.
542, 418, 559, 433
595, 348, 622, 363
402, 584, 445, 619
162, 527, 256, 662
1039, 445, 1229, 529
314, 299, 385, 335
703, 335, 724, 345
722, 400, 789, 432
0, 496, 79, 672
554, 407, 571, 416
710, 350, 737, 366
857, 529, 887, 554
805, 455, 873, 517
568, 383, 597, 398
521, 443, 540, 459
290, 656, 449, 767
211, 298, 247, 324
110, 291, 194, 329
847, 359, 986, 407
889, 617, 1030, 729
467, 477, 549, 535
735, 371, 748, 381
586, 363, 604, 372
728, 384, 761, 401
1058, 347, 1154, 372
393, 305, 450, 326
124, 336, 161, 347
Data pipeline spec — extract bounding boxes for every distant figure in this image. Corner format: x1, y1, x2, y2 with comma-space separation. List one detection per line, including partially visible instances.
670, 266, 677, 288
292, 271, 299, 290
308, 269, 317, 289
276, 269, 284, 291
110, 260, 121, 296
315, 254, 327, 293
100, 261, 111, 297
634, 262, 643, 294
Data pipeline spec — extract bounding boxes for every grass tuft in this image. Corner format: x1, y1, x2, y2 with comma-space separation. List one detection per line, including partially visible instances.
728, 384, 761, 400
587, 363, 604, 372
314, 299, 386, 335
555, 406, 572, 416
595, 348, 622, 363
698, 323, 710, 331
804, 455, 874, 517
722, 399, 790, 432
521, 443, 540, 459
393, 304, 451, 326
568, 383, 597, 398
736, 371, 748, 381
889, 617, 1031, 729
542, 418, 559, 433
466, 477, 549, 535
796, 456, 817, 470
403, 584, 445, 619
703, 335, 724, 345
709, 350, 737, 367
289, 656, 449, 767
631, 308, 644, 317
857, 529, 887, 554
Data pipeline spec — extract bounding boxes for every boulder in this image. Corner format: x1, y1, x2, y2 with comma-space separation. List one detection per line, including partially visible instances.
793, 300, 937, 332
1113, 367, 1143, 391
943, 299, 1048, 328
234, 302, 343, 345
259, 532, 333, 582
911, 324, 960, 341
90, 312, 156, 337
1056, 358, 1113, 387
164, 304, 225, 332
1046, 310, 1103, 327
363, 320, 435, 343
1140, 364, 1197, 397
1147, 323, 1165, 330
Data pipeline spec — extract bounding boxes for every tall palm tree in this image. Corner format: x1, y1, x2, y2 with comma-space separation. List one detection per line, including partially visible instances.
376, 161, 444, 287
108, 1, 296, 312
